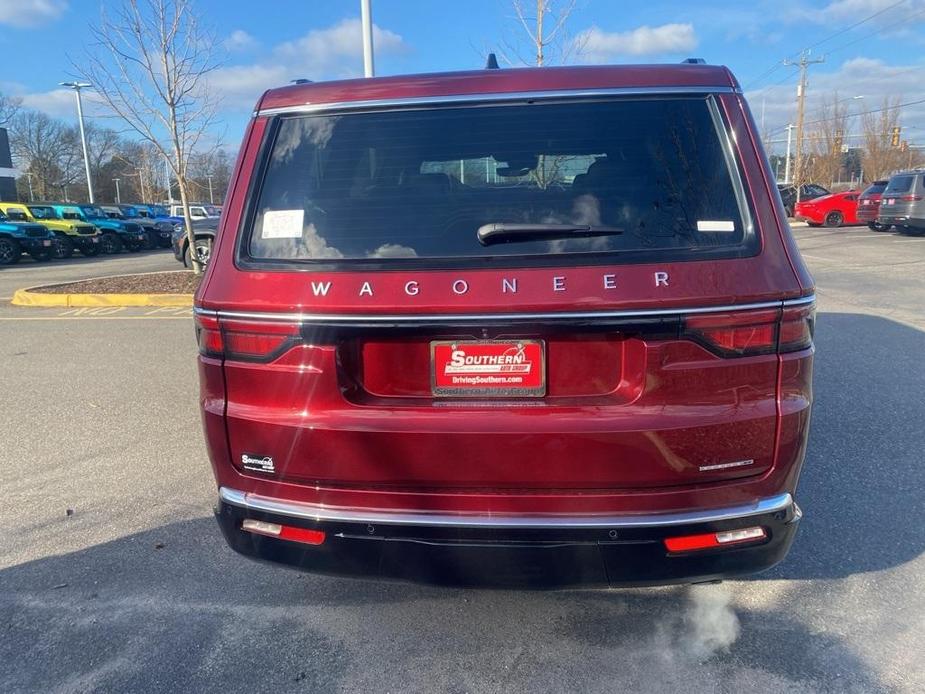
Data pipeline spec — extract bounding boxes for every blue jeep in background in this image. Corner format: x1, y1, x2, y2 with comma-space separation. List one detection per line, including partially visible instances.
0, 209, 56, 265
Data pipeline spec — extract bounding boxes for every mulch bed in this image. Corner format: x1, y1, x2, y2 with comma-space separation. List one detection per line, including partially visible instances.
38, 271, 202, 295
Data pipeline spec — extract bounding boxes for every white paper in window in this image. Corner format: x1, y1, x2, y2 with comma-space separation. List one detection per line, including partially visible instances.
261, 209, 304, 238
697, 220, 736, 233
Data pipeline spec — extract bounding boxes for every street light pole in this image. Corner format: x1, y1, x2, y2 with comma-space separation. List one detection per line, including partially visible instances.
60, 81, 95, 203
25, 172, 34, 202
113, 177, 121, 204
207, 174, 214, 204
360, 0, 375, 77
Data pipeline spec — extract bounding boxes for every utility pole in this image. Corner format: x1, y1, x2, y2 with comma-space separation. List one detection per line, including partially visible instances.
113, 177, 121, 203
783, 51, 825, 201
25, 172, 34, 202
784, 124, 794, 184
360, 0, 375, 77
206, 174, 214, 204
60, 81, 95, 203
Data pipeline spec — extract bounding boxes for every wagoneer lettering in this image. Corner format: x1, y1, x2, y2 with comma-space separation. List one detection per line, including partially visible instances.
200, 62, 814, 587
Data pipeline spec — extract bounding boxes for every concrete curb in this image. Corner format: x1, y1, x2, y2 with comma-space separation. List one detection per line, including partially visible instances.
11, 287, 194, 308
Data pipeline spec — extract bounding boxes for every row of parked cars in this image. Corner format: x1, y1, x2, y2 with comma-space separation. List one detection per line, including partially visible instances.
0, 201, 221, 265
779, 170, 925, 234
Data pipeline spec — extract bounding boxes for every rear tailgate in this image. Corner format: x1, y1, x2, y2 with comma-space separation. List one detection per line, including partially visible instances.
199, 91, 807, 494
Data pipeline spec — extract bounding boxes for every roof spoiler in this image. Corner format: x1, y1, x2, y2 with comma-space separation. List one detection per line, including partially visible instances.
682, 58, 706, 64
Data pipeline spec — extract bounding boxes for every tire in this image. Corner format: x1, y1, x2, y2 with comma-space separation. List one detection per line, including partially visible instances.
158, 235, 173, 249
52, 235, 74, 260
143, 230, 157, 250
29, 248, 53, 262
100, 233, 123, 254
184, 237, 212, 269
823, 211, 843, 228
867, 222, 888, 232
0, 237, 20, 265
80, 243, 101, 257
785, 205, 794, 218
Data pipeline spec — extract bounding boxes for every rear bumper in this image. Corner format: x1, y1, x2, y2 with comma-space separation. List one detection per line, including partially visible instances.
855, 208, 879, 223
215, 487, 801, 587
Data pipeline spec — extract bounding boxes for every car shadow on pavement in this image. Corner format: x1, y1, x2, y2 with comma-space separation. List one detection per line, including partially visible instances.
767, 311, 925, 581
0, 516, 887, 693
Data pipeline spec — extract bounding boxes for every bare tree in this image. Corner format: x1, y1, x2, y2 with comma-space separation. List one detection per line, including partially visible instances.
9, 110, 74, 200
78, 0, 222, 273
0, 92, 21, 127
807, 93, 849, 187
861, 96, 906, 181
499, 0, 585, 67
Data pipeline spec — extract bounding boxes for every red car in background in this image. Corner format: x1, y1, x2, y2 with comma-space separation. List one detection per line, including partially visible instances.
794, 190, 861, 227
856, 180, 891, 231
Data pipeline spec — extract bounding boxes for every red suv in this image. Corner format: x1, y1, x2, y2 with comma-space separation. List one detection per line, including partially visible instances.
196, 63, 815, 587
856, 180, 891, 231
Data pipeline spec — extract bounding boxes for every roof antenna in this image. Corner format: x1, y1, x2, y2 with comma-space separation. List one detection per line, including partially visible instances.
485, 53, 500, 70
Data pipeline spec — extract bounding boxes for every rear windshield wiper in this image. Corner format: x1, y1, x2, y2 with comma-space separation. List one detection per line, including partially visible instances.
477, 223, 623, 246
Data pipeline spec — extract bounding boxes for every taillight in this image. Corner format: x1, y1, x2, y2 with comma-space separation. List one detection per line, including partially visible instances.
664, 526, 767, 553
195, 314, 301, 362
683, 304, 814, 357
899, 195, 923, 202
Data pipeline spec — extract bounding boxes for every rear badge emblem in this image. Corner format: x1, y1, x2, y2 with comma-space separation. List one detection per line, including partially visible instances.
242, 454, 275, 473
699, 459, 754, 472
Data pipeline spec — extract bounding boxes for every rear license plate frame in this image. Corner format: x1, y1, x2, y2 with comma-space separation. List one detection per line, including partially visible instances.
430, 339, 546, 398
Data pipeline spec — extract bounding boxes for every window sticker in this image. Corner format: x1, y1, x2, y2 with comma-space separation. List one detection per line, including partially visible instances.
261, 209, 305, 239
697, 220, 735, 232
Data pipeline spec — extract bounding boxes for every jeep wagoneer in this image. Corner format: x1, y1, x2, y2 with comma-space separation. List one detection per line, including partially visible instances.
196, 62, 815, 586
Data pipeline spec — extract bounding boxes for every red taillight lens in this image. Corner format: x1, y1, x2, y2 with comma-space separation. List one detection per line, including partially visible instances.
900, 195, 923, 202
664, 526, 767, 553
683, 309, 779, 357
195, 314, 300, 362
683, 304, 815, 357
779, 304, 815, 352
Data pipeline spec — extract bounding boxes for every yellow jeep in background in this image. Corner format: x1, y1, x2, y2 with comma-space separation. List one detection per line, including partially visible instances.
0, 202, 102, 259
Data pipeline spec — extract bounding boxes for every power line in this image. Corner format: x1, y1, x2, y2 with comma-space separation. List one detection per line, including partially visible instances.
764, 96, 925, 138
742, 0, 908, 90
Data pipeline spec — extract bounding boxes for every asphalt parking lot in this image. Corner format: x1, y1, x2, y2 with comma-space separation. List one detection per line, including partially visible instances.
1, 228, 923, 693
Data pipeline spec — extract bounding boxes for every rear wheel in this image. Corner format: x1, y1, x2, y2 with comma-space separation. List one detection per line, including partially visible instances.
0, 237, 20, 265
823, 211, 843, 228
52, 235, 74, 259
184, 237, 212, 269
100, 233, 123, 254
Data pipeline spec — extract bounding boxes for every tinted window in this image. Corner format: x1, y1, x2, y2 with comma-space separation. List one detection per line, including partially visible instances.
5, 210, 28, 220
247, 97, 751, 264
862, 183, 887, 196
28, 206, 56, 219
885, 176, 914, 194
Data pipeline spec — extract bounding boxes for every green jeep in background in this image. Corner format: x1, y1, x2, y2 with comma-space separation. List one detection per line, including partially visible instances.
0, 208, 56, 265
0, 202, 101, 259
50, 204, 146, 254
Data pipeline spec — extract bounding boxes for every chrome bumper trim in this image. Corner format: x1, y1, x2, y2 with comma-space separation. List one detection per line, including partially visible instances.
219, 487, 794, 529
195, 295, 815, 325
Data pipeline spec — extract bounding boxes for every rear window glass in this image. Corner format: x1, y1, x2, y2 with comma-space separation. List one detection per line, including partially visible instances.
246, 97, 751, 265
862, 183, 887, 196
885, 176, 914, 193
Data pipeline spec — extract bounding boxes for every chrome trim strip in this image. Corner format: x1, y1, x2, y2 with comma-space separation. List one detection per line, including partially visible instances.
219, 487, 792, 528
257, 86, 737, 117
194, 296, 814, 324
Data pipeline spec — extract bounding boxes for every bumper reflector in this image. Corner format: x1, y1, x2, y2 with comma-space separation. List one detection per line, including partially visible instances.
241, 519, 326, 545
664, 526, 766, 553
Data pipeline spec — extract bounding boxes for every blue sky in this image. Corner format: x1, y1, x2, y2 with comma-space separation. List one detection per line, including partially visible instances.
2, 0, 924, 154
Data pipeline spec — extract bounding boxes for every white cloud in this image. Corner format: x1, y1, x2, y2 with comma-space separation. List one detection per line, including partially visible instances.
746, 57, 925, 152
19, 88, 106, 119
210, 18, 407, 110
224, 29, 257, 52
795, 0, 921, 23
575, 23, 698, 62
0, 0, 67, 27
274, 18, 405, 74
